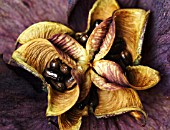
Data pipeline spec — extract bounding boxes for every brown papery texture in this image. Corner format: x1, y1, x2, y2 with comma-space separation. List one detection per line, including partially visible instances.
0, 0, 170, 130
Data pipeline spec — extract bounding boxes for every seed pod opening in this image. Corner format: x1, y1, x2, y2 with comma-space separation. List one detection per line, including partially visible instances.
85, 0, 119, 33
113, 9, 150, 64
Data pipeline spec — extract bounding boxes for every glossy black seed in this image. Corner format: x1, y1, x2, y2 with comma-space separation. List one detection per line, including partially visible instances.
50, 59, 60, 70
50, 80, 66, 92
43, 68, 63, 82
60, 63, 70, 75
121, 50, 132, 66
87, 20, 103, 35
93, 20, 103, 27
75, 33, 88, 46
65, 76, 75, 89
79, 34, 88, 44
109, 37, 126, 55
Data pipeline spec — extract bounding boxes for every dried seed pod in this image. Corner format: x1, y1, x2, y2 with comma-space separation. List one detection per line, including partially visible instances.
94, 88, 146, 118
11, 38, 60, 91
58, 107, 82, 130
72, 68, 92, 102
113, 9, 150, 64
50, 33, 89, 66
11, 38, 79, 92
16, 21, 74, 44
126, 65, 160, 90
46, 85, 80, 116
85, 0, 119, 33
91, 60, 130, 91
86, 17, 115, 61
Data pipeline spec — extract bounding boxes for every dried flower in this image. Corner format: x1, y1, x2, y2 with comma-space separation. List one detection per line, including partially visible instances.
9, 0, 160, 129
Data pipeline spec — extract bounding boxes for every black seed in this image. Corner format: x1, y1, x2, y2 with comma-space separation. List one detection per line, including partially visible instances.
87, 20, 103, 35
75, 33, 88, 46
106, 54, 121, 61
121, 50, 132, 66
76, 103, 85, 110
43, 68, 63, 82
93, 20, 103, 27
109, 37, 126, 55
65, 76, 75, 88
79, 34, 88, 44
50, 59, 60, 71
60, 63, 70, 75
50, 80, 66, 92
88, 86, 99, 113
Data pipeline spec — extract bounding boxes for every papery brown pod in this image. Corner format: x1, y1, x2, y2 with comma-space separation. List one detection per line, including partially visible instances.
12, 38, 76, 73
71, 68, 92, 103
50, 33, 89, 66
86, 16, 115, 61
58, 107, 83, 130
11, 37, 79, 92
16, 22, 74, 44
113, 9, 150, 64
95, 88, 146, 119
126, 65, 160, 90
85, 0, 119, 33
91, 60, 130, 91
11, 38, 60, 90
46, 85, 80, 116
11, 36, 86, 120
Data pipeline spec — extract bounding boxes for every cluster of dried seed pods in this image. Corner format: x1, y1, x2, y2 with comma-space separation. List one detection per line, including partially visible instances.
105, 37, 133, 70
9, 0, 161, 130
